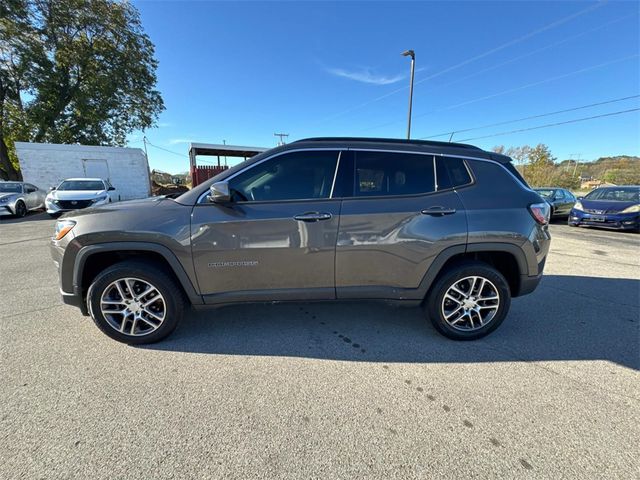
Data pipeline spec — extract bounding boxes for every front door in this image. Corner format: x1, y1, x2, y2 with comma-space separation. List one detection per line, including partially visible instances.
190, 150, 342, 303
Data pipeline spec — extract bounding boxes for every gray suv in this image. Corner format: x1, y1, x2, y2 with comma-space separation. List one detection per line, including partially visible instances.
51, 138, 551, 344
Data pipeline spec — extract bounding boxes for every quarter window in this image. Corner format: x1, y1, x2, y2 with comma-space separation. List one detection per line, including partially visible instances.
354, 151, 435, 197
228, 150, 339, 202
436, 156, 472, 190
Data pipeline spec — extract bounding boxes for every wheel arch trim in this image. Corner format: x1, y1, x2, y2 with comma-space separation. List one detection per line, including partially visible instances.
417, 242, 529, 298
73, 242, 204, 305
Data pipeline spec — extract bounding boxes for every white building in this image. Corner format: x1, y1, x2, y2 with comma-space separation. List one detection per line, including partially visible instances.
14, 142, 151, 201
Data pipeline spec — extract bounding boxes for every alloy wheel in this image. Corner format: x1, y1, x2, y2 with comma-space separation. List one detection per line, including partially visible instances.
441, 276, 500, 331
99, 277, 166, 336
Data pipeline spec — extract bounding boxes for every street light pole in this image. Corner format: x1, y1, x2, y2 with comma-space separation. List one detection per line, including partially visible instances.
402, 50, 415, 139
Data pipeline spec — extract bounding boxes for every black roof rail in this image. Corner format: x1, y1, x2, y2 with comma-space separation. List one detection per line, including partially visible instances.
292, 136, 483, 151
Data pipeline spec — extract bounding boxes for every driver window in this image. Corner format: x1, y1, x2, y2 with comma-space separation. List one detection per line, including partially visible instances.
228, 150, 339, 202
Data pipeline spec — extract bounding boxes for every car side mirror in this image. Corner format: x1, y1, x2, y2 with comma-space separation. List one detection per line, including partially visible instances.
108, 186, 115, 191
49, 186, 56, 191
577, 196, 583, 200
208, 181, 231, 203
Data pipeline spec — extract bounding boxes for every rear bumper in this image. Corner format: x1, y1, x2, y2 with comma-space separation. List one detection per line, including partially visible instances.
569, 209, 639, 230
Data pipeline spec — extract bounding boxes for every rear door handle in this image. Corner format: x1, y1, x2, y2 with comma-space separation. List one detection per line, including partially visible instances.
421, 206, 456, 216
293, 212, 333, 222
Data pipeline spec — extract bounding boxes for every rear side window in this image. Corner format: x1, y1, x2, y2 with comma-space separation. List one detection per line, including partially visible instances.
354, 151, 435, 197
436, 156, 472, 190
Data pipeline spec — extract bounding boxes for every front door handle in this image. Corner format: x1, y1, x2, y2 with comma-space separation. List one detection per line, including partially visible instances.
421, 206, 456, 216
293, 212, 333, 222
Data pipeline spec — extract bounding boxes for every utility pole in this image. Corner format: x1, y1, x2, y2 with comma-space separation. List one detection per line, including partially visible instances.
569, 153, 581, 177
274, 133, 289, 146
222, 139, 227, 167
143, 136, 149, 161
143, 136, 151, 197
402, 50, 415, 140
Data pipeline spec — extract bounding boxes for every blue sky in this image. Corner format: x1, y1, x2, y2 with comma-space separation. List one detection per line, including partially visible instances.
130, 1, 640, 173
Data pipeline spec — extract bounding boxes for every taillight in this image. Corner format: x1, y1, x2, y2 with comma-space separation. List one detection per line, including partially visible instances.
528, 202, 550, 225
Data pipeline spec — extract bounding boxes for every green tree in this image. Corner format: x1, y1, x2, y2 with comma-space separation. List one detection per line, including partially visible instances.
0, 0, 164, 180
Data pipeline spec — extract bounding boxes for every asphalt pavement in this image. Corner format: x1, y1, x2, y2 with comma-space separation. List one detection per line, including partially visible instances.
1, 212, 638, 479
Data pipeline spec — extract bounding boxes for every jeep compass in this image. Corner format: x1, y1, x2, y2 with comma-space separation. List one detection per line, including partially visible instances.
51, 138, 551, 344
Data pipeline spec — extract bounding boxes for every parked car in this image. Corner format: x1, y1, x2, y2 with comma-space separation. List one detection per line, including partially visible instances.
46, 178, 116, 217
0, 181, 46, 218
568, 186, 639, 231
533, 188, 576, 218
51, 137, 551, 344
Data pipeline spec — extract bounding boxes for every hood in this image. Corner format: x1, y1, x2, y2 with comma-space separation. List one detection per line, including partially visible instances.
49, 190, 106, 200
61, 196, 169, 219
581, 198, 638, 212
0, 192, 19, 201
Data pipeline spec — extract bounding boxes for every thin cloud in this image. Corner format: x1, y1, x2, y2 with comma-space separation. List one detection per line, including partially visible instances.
168, 138, 196, 145
327, 67, 405, 85
157, 122, 172, 128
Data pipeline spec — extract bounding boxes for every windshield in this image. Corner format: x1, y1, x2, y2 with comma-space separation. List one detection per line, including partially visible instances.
0, 183, 22, 193
585, 187, 639, 202
57, 180, 104, 191
535, 189, 555, 198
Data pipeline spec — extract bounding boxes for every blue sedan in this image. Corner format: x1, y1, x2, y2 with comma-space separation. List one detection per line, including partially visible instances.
569, 186, 639, 231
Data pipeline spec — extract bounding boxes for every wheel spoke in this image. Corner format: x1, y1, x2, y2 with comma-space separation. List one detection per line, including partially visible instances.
445, 294, 463, 305
142, 292, 161, 307
445, 305, 464, 320
450, 286, 467, 298
143, 308, 163, 321
130, 317, 138, 335
115, 281, 128, 301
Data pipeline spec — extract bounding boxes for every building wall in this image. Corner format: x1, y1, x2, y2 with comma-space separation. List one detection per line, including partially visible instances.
14, 142, 151, 201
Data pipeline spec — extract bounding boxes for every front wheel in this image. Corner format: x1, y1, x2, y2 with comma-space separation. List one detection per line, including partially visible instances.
14, 201, 27, 217
87, 261, 185, 344
425, 262, 511, 340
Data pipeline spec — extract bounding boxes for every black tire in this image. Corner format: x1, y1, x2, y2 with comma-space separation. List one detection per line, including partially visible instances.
425, 261, 511, 341
86, 260, 185, 344
15, 201, 27, 218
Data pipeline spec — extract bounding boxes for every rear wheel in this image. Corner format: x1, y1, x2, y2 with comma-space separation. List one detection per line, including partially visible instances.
425, 262, 511, 340
14, 201, 27, 217
87, 261, 185, 344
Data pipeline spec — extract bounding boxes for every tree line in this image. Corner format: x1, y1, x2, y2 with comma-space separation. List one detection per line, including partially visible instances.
0, 0, 164, 180
492, 144, 640, 189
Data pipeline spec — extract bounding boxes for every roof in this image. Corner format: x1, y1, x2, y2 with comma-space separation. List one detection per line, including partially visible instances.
293, 137, 482, 151
189, 142, 267, 157
62, 178, 106, 181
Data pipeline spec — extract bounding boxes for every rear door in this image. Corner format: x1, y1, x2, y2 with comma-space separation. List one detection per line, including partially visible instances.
335, 150, 468, 300
191, 149, 342, 303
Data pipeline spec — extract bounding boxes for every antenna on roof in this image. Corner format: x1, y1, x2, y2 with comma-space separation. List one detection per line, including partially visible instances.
274, 133, 289, 146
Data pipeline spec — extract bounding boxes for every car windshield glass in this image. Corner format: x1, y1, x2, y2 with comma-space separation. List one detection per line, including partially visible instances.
57, 180, 104, 191
585, 187, 639, 202
0, 183, 22, 193
535, 189, 555, 198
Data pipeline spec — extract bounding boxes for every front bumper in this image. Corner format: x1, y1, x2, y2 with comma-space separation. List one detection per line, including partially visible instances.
569, 209, 639, 231
0, 206, 15, 216
46, 198, 107, 214
51, 235, 89, 315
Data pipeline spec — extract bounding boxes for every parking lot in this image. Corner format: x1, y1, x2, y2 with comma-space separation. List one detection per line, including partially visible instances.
1, 213, 638, 479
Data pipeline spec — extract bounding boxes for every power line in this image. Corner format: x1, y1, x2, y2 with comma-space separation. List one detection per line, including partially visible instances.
145, 141, 189, 158
456, 108, 640, 142
362, 12, 638, 132
419, 94, 640, 140
365, 54, 639, 132
315, 1, 606, 124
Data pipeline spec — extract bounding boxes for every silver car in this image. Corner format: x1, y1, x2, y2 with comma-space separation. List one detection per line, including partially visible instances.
0, 181, 46, 218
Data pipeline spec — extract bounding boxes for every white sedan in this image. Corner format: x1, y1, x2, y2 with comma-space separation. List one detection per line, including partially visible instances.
46, 178, 116, 217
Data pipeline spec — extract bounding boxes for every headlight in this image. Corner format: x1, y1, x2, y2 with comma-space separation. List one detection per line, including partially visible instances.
54, 220, 76, 240
621, 204, 639, 213
92, 195, 108, 204
573, 201, 584, 211
0, 197, 10, 204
